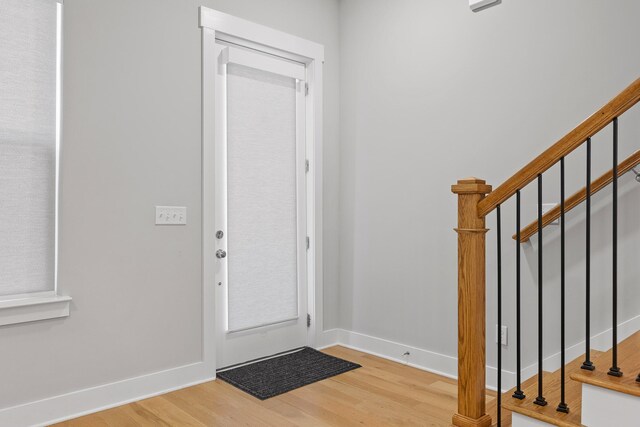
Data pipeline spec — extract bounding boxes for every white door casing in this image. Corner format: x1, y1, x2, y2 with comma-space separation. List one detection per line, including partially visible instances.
200, 8, 324, 371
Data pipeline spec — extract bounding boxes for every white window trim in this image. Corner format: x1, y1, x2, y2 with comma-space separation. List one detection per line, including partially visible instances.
0, 0, 72, 327
199, 7, 324, 371
0, 292, 71, 327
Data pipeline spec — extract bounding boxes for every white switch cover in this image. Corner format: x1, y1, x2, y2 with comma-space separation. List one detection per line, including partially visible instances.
155, 206, 187, 225
496, 325, 508, 346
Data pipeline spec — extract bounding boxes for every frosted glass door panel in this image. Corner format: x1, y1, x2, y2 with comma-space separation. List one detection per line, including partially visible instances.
226, 63, 299, 332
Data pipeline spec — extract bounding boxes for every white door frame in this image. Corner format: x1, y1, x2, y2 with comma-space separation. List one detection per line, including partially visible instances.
199, 7, 324, 373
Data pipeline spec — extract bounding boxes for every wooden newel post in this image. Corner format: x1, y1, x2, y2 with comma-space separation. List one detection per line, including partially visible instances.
451, 178, 493, 427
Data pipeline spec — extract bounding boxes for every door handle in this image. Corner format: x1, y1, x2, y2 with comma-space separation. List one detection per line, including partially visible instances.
216, 249, 227, 259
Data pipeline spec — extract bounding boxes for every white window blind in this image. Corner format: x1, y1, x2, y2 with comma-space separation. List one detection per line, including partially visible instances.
226, 63, 299, 331
0, 0, 59, 296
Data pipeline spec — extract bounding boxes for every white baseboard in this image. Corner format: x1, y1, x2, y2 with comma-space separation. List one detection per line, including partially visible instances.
316, 327, 516, 391
591, 312, 640, 352
336, 328, 459, 381
330, 328, 515, 391
319, 312, 640, 394
0, 361, 214, 427
318, 328, 515, 390
316, 328, 339, 349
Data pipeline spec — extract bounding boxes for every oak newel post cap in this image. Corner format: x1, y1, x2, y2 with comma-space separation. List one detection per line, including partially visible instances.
451, 177, 492, 195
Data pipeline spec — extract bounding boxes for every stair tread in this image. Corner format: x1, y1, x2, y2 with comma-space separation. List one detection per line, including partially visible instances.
502, 352, 603, 427
571, 331, 640, 397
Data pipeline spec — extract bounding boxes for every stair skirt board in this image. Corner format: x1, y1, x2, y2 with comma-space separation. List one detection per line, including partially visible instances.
505, 332, 640, 427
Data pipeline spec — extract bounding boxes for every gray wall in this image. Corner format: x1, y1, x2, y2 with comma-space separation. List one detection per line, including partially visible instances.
0, 0, 340, 410
4, 0, 640, 413
338, 0, 640, 371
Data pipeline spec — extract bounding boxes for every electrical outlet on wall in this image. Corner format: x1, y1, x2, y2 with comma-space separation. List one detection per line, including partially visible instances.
496, 325, 508, 346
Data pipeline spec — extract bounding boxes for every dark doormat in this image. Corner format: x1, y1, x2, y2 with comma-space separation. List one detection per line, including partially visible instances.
217, 347, 361, 400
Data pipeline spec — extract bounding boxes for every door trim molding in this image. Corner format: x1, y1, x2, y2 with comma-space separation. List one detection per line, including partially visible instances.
200, 8, 324, 63
200, 7, 325, 371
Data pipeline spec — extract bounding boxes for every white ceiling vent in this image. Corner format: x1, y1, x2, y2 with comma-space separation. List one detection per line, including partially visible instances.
470, 0, 501, 13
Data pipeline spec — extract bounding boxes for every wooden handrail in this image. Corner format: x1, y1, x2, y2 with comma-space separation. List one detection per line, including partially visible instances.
514, 150, 640, 242
477, 77, 640, 218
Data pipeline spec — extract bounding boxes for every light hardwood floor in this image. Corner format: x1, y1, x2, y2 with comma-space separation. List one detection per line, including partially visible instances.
53, 346, 502, 426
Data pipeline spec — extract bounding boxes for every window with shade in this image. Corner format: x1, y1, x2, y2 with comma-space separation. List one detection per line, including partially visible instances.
0, 0, 70, 324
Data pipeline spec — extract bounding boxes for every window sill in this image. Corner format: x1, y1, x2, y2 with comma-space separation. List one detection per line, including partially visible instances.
0, 293, 72, 326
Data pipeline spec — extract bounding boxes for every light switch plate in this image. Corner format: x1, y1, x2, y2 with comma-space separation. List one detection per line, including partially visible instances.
496, 325, 508, 346
155, 206, 187, 225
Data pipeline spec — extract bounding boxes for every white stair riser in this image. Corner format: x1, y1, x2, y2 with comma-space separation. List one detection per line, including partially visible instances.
512, 413, 554, 427
582, 383, 640, 427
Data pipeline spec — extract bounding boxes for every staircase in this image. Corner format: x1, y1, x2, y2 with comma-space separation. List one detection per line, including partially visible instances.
504, 332, 640, 426
451, 78, 640, 427
571, 332, 640, 426
503, 353, 601, 426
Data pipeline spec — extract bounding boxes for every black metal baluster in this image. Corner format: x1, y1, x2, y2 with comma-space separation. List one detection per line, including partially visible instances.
535, 174, 548, 406
582, 138, 595, 371
513, 191, 525, 400
557, 158, 569, 413
608, 118, 623, 377
497, 205, 502, 426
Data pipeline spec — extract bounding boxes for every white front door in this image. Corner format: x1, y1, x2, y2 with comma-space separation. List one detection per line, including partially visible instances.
214, 44, 308, 369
